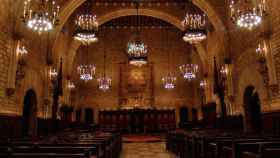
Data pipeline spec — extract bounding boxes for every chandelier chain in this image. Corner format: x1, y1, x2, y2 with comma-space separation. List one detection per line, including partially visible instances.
103, 29, 107, 77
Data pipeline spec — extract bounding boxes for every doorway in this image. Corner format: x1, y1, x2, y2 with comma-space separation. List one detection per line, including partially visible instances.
179, 107, 189, 128
243, 86, 262, 133
85, 108, 94, 125
22, 89, 38, 137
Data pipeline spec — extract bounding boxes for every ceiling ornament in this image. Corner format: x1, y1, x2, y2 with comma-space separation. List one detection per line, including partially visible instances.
77, 44, 96, 82
127, 0, 148, 67
74, 0, 99, 44
179, 48, 199, 81
182, 3, 207, 44
22, 0, 60, 34
229, 0, 266, 30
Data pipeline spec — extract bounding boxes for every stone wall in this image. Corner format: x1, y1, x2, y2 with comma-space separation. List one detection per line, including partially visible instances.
0, 0, 17, 115
0, 0, 280, 123
71, 28, 203, 122
269, 0, 280, 96
0, 0, 50, 118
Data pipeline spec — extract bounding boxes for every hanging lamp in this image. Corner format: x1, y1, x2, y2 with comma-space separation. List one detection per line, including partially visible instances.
74, 0, 98, 44
127, 0, 148, 67
162, 27, 176, 90
98, 30, 112, 91
77, 44, 96, 82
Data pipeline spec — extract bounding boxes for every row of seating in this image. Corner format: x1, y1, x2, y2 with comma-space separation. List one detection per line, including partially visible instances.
166, 130, 280, 158
0, 130, 122, 158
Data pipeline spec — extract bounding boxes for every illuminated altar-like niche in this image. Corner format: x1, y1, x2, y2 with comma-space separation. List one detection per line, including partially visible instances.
119, 63, 154, 108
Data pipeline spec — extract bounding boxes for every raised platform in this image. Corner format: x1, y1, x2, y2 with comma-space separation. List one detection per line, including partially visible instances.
122, 135, 163, 143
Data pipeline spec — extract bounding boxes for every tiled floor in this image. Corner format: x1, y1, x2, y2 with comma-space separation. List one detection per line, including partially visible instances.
120, 142, 175, 158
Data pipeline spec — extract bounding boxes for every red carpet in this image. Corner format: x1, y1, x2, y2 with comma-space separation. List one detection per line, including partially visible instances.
122, 135, 163, 143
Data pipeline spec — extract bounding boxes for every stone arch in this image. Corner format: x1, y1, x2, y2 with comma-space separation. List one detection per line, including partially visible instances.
234, 47, 269, 114
236, 67, 267, 115
22, 89, 38, 137
52, 0, 226, 74
54, 0, 226, 44
17, 68, 46, 117
65, 9, 208, 75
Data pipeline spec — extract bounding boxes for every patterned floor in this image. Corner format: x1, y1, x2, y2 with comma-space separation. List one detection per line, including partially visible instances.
120, 142, 175, 158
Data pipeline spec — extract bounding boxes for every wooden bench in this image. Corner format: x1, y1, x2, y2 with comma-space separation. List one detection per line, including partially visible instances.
236, 142, 280, 158
7, 153, 89, 158
0, 143, 102, 158
241, 148, 280, 158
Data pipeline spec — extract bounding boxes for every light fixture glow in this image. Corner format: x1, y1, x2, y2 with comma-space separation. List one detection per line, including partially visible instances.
77, 64, 96, 82
162, 74, 176, 90
179, 64, 199, 81
229, 0, 266, 30
22, 0, 59, 33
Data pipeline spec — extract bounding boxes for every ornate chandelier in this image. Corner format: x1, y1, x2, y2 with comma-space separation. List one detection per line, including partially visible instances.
98, 32, 112, 91
179, 64, 199, 81
77, 44, 96, 82
127, 41, 148, 66
22, 0, 60, 33
77, 64, 95, 82
127, 1, 148, 67
229, 0, 266, 30
162, 28, 176, 90
98, 77, 112, 91
162, 73, 176, 90
182, 12, 207, 44
74, 0, 98, 44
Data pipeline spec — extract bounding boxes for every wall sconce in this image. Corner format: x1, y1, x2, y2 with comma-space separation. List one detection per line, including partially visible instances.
15, 40, 29, 87
256, 40, 268, 63
220, 58, 232, 79
49, 67, 58, 80
16, 40, 28, 65
67, 80, 75, 90
220, 65, 229, 77
199, 79, 207, 89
